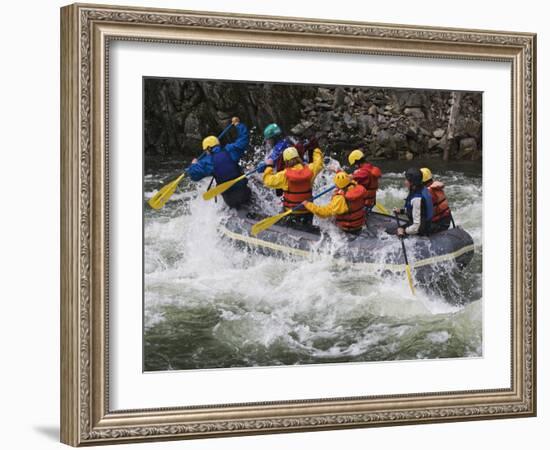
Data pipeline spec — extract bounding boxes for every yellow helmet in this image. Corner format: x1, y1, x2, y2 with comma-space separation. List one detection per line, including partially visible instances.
348, 149, 365, 166
334, 171, 351, 189
420, 167, 432, 183
202, 135, 220, 150
283, 146, 300, 162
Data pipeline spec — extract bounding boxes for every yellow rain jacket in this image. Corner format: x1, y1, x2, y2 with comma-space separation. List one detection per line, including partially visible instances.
262, 148, 324, 191
304, 195, 348, 217
305, 182, 368, 232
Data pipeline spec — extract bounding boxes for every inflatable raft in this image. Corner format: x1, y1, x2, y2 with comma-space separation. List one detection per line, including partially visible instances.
218, 207, 475, 278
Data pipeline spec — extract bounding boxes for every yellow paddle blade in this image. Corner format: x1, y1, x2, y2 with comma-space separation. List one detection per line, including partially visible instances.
251, 210, 293, 236
405, 265, 416, 296
375, 202, 390, 215
202, 174, 246, 201
147, 174, 185, 210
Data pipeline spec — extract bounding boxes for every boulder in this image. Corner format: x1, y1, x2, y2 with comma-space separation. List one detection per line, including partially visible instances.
317, 88, 333, 102
333, 87, 346, 108
401, 91, 428, 108
460, 118, 481, 137
457, 137, 478, 159
343, 111, 356, 128
291, 123, 306, 135
393, 132, 408, 151
428, 137, 440, 149
357, 114, 376, 135
459, 137, 477, 152
404, 107, 425, 119
315, 102, 332, 110
433, 128, 446, 138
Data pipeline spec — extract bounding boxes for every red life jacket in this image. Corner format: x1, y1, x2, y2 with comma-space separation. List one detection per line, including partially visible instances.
335, 183, 368, 231
427, 180, 451, 222
283, 165, 314, 214
352, 163, 382, 207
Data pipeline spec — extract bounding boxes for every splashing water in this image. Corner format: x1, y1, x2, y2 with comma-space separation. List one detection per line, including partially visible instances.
143, 159, 482, 371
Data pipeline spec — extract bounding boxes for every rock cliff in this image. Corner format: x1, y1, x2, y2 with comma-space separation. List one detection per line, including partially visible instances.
144, 78, 481, 163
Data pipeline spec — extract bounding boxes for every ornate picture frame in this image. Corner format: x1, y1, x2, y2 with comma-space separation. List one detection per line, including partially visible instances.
60, 3, 536, 446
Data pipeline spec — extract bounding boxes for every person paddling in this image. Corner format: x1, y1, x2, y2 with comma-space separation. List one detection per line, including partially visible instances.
393, 168, 433, 237
258, 123, 317, 173
187, 116, 251, 209
347, 149, 382, 212
302, 172, 368, 235
262, 145, 324, 227
257, 123, 294, 173
421, 167, 453, 232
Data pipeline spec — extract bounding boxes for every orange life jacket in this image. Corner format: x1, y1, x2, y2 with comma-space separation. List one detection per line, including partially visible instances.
283, 165, 314, 214
353, 163, 382, 207
427, 181, 451, 222
335, 183, 368, 231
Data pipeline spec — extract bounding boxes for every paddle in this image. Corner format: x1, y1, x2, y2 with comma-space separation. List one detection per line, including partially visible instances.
147, 173, 188, 210
374, 202, 390, 215
370, 210, 409, 226
147, 123, 234, 210
395, 211, 416, 296
202, 167, 258, 201
251, 185, 336, 236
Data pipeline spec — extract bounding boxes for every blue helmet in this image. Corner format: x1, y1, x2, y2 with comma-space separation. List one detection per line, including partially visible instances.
263, 123, 282, 140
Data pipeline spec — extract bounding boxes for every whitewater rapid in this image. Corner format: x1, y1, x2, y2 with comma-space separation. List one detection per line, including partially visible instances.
143, 161, 482, 371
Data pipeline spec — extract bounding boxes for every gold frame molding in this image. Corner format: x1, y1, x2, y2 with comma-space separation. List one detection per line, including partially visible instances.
60, 3, 537, 446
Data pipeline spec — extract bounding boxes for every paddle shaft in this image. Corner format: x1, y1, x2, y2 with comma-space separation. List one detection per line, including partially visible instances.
394, 211, 409, 259
374, 202, 389, 215
246, 168, 260, 177
399, 233, 410, 265
250, 185, 336, 236
370, 210, 410, 226
162, 149, 209, 186
218, 123, 234, 141
294, 185, 336, 212
394, 211, 415, 295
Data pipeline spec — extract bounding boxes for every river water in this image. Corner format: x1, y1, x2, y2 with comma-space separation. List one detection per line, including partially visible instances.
143, 157, 482, 371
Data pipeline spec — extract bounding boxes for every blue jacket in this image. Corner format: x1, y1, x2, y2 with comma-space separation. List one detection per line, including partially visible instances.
404, 187, 433, 235
405, 187, 434, 220
187, 123, 249, 183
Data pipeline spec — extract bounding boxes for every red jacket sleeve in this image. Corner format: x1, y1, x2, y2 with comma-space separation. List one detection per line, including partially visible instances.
352, 166, 371, 185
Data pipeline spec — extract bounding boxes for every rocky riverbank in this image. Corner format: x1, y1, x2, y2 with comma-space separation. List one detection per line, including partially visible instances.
144, 78, 482, 163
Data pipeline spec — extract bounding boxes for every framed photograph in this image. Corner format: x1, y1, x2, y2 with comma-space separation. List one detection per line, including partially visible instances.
60, 3, 537, 446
